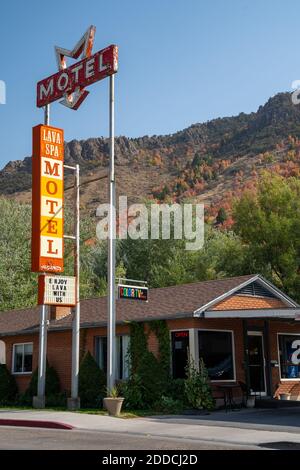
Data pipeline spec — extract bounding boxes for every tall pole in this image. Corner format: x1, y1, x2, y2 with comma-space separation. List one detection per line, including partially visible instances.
70, 164, 80, 407
44, 103, 50, 126
107, 74, 116, 393
33, 104, 50, 408
36, 303, 47, 405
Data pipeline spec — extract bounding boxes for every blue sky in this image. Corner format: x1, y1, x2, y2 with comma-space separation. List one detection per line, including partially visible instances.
0, 0, 300, 168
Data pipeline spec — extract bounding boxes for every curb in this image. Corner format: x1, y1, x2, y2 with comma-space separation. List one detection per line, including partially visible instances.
0, 419, 74, 430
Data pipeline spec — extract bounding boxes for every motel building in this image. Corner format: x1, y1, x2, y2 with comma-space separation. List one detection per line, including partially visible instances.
2, 274, 300, 405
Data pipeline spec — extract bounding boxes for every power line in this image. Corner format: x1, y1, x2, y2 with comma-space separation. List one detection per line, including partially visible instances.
65, 172, 108, 192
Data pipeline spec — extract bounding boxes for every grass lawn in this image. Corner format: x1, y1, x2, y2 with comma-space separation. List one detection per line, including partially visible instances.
0, 405, 166, 418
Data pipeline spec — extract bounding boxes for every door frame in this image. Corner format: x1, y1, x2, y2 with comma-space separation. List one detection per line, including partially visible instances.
246, 330, 267, 396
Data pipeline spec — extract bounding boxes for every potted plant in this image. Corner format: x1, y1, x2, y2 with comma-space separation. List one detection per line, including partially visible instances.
103, 385, 124, 417
279, 393, 291, 401
246, 395, 256, 408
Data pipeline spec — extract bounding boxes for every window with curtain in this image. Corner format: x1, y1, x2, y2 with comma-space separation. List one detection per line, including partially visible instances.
13, 343, 33, 374
198, 330, 234, 381
95, 335, 130, 380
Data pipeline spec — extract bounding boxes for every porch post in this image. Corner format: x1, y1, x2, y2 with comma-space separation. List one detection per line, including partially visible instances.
264, 320, 272, 396
188, 329, 198, 368
242, 319, 250, 392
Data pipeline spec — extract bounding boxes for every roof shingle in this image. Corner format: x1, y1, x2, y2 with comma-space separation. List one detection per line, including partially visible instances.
0, 275, 257, 337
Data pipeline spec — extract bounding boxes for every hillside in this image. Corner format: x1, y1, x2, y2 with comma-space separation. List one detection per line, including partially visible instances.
2, 92, 300, 219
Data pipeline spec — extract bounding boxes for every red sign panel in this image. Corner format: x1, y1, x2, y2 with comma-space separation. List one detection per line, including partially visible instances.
31, 125, 64, 273
174, 331, 189, 338
37, 44, 118, 108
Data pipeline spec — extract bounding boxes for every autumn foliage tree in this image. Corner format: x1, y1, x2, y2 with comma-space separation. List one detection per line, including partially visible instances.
233, 173, 300, 302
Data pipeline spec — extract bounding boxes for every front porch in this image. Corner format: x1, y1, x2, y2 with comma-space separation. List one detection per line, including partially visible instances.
185, 312, 300, 404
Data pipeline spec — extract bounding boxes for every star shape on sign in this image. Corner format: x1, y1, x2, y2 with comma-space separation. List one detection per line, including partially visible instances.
55, 25, 96, 109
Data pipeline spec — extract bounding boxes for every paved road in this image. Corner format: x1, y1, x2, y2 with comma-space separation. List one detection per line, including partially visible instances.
2, 408, 300, 449
0, 427, 259, 450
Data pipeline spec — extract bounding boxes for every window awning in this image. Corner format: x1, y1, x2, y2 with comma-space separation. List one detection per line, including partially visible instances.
201, 309, 300, 319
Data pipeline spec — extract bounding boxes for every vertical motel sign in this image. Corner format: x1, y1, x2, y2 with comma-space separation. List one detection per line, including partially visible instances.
31, 125, 64, 273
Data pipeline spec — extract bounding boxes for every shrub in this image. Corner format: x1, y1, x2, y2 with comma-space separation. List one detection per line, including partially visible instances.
79, 351, 106, 408
0, 364, 18, 405
165, 378, 186, 402
126, 321, 171, 409
25, 360, 60, 399
153, 395, 183, 414
46, 392, 67, 408
184, 358, 215, 411
136, 351, 167, 406
119, 374, 145, 410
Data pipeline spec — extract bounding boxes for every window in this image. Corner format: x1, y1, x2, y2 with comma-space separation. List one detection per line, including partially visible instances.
95, 335, 130, 380
13, 343, 33, 374
198, 330, 234, 381
278, 334, 300, 379
0, 341, 5, 365
171, 331, 189, 379
116, 336, 130, 380
96, 337, 107, 374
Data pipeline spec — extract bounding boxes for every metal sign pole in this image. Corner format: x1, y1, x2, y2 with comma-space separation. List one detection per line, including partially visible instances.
107, 74, 116, 393
36, 303, 47, 406
33, 104, 50, 409
69, 164, 80, 409
44, 103, 50, 126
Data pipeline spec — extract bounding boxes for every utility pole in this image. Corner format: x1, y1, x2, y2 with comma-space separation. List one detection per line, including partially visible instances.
68, 163, 81, 410
107, 74, 116, 393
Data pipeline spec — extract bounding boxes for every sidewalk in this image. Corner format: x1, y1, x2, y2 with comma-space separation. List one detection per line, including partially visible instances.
1, 407, 300, 448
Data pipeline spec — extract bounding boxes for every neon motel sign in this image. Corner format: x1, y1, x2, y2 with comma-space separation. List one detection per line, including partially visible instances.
37, 44, 118, 109
32, 26, 118, 275
31, 125, 64, 273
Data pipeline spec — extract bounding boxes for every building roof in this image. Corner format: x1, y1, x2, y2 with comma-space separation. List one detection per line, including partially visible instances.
0, 274, 298, 337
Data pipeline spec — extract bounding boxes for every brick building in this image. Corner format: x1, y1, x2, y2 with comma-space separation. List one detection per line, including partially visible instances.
1, 274, 300, 401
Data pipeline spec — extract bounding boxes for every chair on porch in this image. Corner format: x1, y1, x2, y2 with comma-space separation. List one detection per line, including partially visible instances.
238, 381, 255, 407
239, 380, 262, 406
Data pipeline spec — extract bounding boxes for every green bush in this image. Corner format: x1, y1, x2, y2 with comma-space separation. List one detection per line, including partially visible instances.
119, 374, 145, 410
126, 321, 172, 409
121, 351, 169, 409
136, 351, 167, 406
153, 395, 183, 414
25, 360, 60, 399
165, 378, 186, 403
46, 392, 67, 408
79, 351, 106, 408
0, 364, 18, 405
184, 358, 215, 411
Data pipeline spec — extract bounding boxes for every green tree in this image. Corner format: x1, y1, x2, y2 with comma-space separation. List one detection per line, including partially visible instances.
0, 364, 18, 404
190, 225, 248, 281
25, 360, 60, 398
216, 207, 228, 225
0, 199, 107, 311
0, 198, 37, 310
79, 351, 106, 408
233, 173, 300, 301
